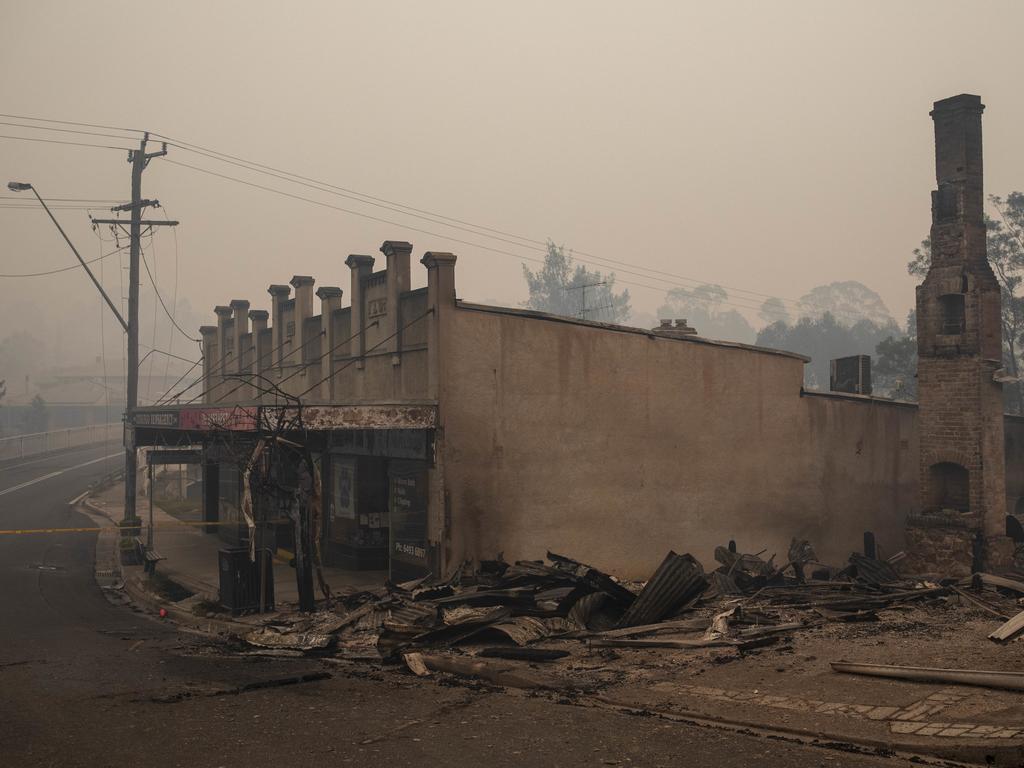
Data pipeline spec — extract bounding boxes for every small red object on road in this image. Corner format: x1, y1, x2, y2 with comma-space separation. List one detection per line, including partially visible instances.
159, 608, 168, 618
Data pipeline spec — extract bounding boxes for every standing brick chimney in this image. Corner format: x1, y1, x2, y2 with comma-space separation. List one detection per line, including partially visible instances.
907, 94, 1012, 573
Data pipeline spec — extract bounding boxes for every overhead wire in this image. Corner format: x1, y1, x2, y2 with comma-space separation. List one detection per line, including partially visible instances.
99, 231, 111, 472
139, 234, 201, 344
5, 113, 873, 325
0, 244, 128, 278
153, 356, 203, 406
0, 134, 134, 151
157, 157, 792, 321
0, 196, 124, 203
150, 131, 841, 316
161, 345, 238, 404
0, 120, 143, 143
160, 157, 863, 324
296, 312, 430, 400
162, 204, 181, 389
145, 233, 159, 402
0, 112, 143, 135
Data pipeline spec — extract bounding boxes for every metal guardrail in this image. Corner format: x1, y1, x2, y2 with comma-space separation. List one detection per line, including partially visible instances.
0, 422, 122, 461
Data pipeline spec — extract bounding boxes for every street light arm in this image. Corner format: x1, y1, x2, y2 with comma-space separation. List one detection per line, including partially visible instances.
25, 185, 129, 332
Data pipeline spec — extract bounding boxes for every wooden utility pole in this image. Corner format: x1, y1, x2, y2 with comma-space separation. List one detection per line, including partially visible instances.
92, 132, 173, 523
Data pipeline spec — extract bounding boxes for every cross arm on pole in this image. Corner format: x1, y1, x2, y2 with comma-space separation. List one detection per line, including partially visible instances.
90, 219, 178, 226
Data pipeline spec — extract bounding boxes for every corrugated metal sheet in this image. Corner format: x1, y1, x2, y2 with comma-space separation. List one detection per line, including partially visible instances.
848, 553, 900, 585
617, 552, 707, 628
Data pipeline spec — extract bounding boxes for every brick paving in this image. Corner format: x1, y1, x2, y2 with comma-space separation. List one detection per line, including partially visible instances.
672, 683, 1022, 739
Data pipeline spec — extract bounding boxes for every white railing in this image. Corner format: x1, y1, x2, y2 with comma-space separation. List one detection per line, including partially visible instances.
0, 423, 122, 461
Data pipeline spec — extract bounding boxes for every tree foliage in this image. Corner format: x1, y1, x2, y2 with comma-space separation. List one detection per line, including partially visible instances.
758, 297, 790, 327
908, 193, 1024, 412
656, 284, 755, 343
873, 311, 917, 400
757, 313, 899, 391
522, 241, 630, 323
796, 281, 894, 327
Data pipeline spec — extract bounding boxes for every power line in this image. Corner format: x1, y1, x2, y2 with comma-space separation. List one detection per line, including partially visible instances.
0, 120, 142, 143
0, 134, 134, 151
0, 112, 143, 135
163, 204, 181, 387
0, 195, 124, 203
161, 157, 839, 321
4, 113, 874, 324
139, 239, 200, 343
0, 244, 128, 278
150, 131, 828, 312
146, 233, 159, 402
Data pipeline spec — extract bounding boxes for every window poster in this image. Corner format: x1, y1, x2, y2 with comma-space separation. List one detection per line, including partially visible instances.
330, 456, 356, 520
388, 460, 429, 581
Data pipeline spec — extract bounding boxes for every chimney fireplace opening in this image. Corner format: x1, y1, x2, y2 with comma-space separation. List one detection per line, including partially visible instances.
927, 461, 970, 512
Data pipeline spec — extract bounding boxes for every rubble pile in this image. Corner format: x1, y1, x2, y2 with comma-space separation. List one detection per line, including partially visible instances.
235, 541, 1024, 681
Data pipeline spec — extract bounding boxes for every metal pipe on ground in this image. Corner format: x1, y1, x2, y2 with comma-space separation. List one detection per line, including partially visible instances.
831, 661, 1024, 692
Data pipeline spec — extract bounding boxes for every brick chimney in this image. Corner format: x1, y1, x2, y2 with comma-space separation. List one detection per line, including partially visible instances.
908, 93, 1011, 573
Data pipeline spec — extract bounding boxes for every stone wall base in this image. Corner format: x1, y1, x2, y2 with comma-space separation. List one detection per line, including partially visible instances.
986, 535, 1018, 572
904, 511, 1017, 575
904, 520, 978, 577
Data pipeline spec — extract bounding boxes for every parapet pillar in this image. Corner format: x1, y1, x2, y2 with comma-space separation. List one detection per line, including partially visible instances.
213, 305, 233, 402
267, 284, 291, 368
420, 252, 457, 402
345, 254, 375, 370
316, 286, 343, 401
198, 326, 217, 404
289, 275, 315, 368
381, 240, 412, 364
248, 310, 269, 402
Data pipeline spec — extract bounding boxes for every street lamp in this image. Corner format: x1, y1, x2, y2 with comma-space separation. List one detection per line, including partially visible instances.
7, 180, 127, 331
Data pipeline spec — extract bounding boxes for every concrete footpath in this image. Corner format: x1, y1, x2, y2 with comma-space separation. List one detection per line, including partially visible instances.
81, 480, 384, 633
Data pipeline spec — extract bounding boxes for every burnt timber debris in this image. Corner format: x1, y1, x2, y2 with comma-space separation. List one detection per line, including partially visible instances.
193, 537, 1024, 695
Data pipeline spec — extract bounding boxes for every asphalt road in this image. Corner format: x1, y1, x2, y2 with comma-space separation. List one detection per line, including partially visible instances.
0, 444, 920, 767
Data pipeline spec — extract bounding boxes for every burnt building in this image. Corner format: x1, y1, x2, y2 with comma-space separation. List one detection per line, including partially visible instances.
130, 95, 1024, 587
906, 94, 1014, 573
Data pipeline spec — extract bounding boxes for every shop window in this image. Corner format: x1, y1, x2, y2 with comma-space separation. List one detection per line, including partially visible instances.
939, 294, 965, 335
927, 462, 969, 512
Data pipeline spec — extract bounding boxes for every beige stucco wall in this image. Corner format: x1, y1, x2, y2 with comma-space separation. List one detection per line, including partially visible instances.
439, 305, 919, 578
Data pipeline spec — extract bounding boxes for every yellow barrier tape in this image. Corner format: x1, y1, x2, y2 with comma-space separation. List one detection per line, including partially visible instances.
0, 518, 292, 535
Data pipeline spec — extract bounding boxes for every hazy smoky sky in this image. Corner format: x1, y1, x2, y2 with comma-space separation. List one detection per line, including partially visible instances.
2, 1, 1023, 374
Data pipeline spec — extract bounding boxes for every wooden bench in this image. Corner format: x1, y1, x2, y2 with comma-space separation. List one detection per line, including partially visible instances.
132, 536, 166, 574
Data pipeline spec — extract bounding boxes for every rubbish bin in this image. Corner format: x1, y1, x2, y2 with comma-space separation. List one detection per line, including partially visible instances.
218, 548, 274, 615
